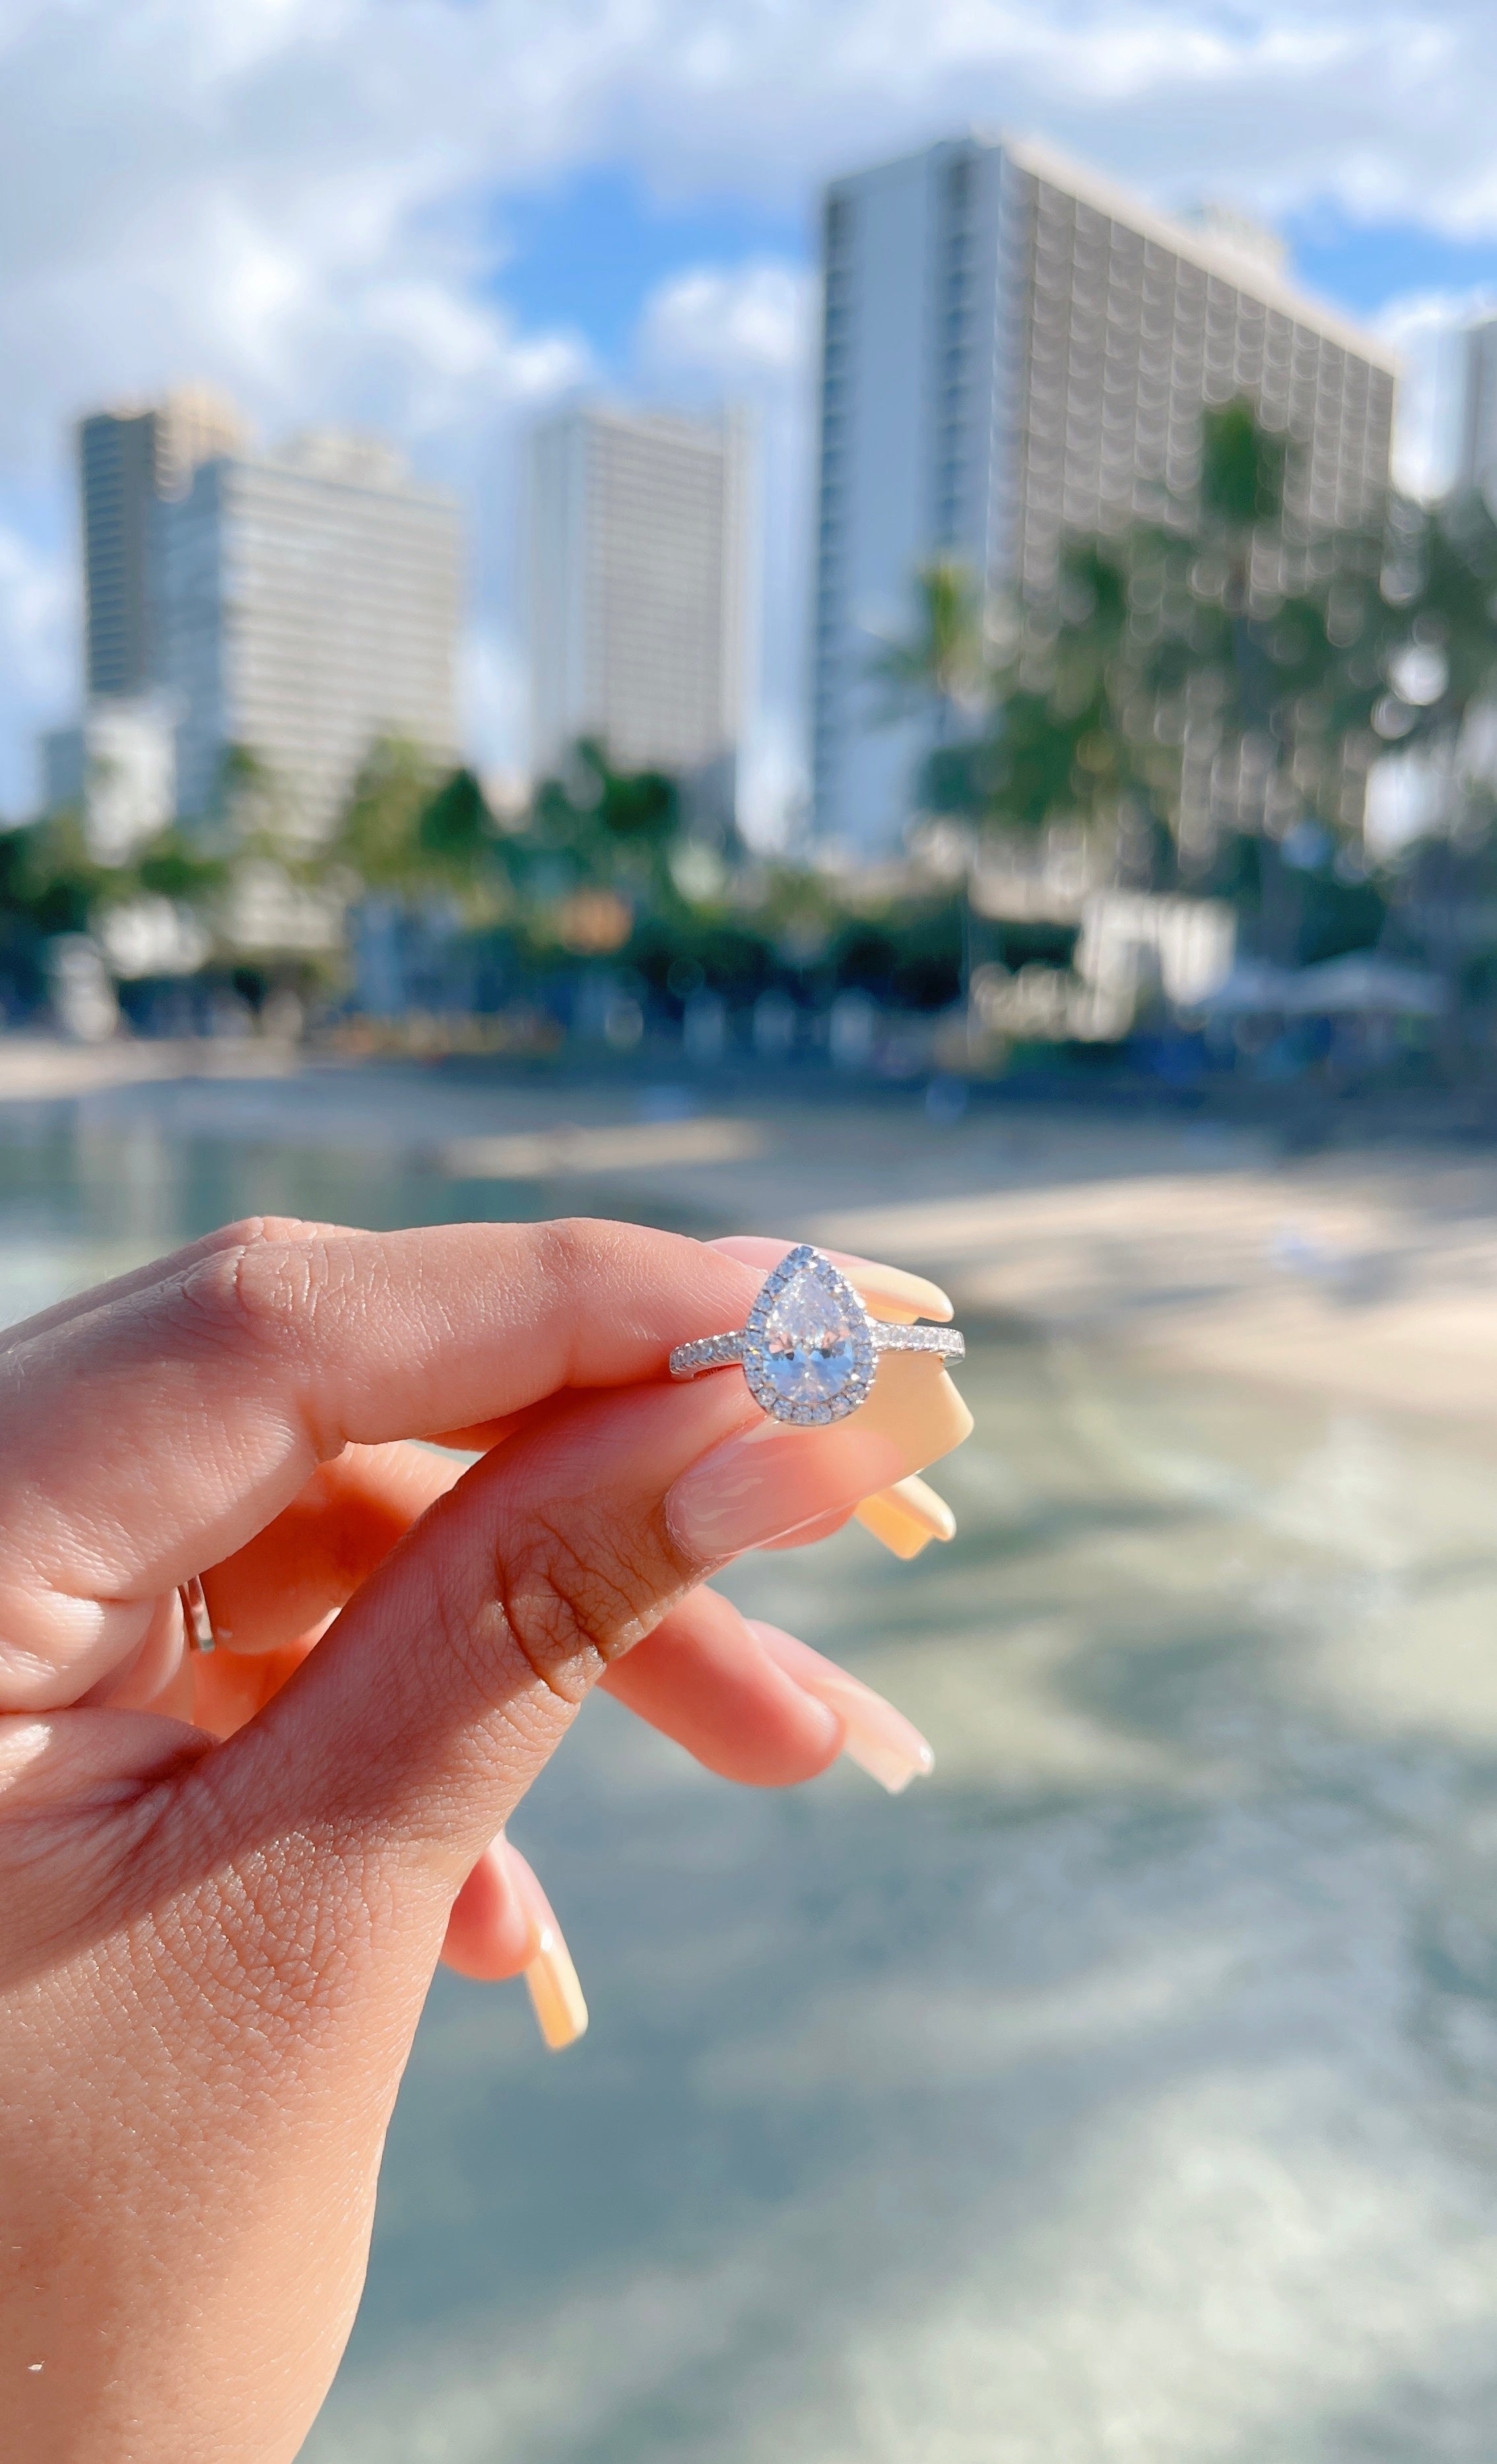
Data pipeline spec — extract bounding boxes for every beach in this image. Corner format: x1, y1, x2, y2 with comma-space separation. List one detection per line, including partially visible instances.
3, 1047, 1496, 2460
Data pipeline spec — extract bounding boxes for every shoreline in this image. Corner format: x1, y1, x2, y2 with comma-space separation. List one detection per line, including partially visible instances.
4, 1037, 1497, 1429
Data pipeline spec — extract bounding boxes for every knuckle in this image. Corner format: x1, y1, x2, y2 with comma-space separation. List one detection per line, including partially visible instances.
496, 1505, 675, 1701
525, 1216, 601, 1303
179, 1223, 328, 1359
524, 1216, 635, 1378
210, 1214, 316, 1250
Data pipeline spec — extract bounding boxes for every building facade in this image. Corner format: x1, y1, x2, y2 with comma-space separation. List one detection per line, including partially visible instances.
811, 135, 1397, 849
528, 405, 748, 824
78, 387, 247, 700
1458, 314, 1497, 501
40, 698, 176, 862
156, 433, 461, 832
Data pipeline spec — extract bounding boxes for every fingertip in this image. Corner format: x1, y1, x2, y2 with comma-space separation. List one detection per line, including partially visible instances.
439, 1840, 590, 2050
599, 1587, 843, 1784
747, 1621, 935, 1795
439, 1835, 535, 1981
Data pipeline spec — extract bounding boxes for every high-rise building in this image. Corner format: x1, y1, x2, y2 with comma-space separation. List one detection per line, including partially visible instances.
40, 699, 176, 862
155, 432, 461, 831
811, 135, 1397, 849
1457, 314, 1497, 501
528, 405, 748, 822
78, 387, 247, 699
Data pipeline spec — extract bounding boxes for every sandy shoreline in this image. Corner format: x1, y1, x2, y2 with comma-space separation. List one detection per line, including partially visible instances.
5, 1033, 1497, 1427
816, 1144, 1497, 1428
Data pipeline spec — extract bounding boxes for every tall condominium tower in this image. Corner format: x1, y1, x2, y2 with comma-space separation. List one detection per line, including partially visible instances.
528, 405, 748, 822
156, 432, 461, 831
1458, 314, 1497, 500
811, 135, 1397, 850
78, 387, 247, 698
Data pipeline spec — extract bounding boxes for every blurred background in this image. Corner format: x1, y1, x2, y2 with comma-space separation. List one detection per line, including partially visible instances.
9, 3, 1497, 2455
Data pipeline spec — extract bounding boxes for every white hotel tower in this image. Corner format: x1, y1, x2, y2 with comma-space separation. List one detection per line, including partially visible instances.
156, 430, 461, 833
810, 135, 1397, 851
528, 405, 749, 827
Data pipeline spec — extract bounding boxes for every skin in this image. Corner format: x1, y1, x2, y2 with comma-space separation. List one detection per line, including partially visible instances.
0, 1214, 936, 2461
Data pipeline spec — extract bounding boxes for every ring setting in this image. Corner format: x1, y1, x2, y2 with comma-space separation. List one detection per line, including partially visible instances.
669, 1244, 964, 1427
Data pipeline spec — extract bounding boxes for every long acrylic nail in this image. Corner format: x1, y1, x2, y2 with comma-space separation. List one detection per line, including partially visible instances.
508, 1849, 589, 2052
749, 1621, 935, 1794
855, 1474, 956, 1560
667, 1419, 904, 1561
524, 1926, 589, 2053
712, 1236, 953, 1324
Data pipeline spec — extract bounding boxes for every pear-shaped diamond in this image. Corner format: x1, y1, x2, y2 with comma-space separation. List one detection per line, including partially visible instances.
742, 1247, 876, 1424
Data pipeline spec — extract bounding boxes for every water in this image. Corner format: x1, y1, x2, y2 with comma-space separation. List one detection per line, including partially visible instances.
5, 1066, 1497, 2459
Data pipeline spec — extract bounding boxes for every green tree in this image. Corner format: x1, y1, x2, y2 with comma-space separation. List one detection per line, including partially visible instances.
869, 559, 986, 727
955, 404, 1392, 896
331, 740, 509, 919
333, 740, 441, 890
521, 738, 686, 927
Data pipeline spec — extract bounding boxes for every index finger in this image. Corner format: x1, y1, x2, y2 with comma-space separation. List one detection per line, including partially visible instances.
0, 1216, 762, 1706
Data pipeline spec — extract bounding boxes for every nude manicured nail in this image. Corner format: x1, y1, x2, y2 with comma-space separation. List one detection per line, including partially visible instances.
667, 1419, 904, 1561
846, 1259, 954, 1325
712, 1235, 952, 1325
855, 1474, 956, 1560
749, 1621, 935, 1794
508, 1850, 588, 2052
524, 1925, 589, 2053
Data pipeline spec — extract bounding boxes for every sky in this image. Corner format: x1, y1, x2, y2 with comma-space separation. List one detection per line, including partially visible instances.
4, 1, 1497, 833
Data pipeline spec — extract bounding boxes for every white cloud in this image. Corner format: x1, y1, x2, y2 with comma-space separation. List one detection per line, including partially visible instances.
636, 262, 812, 381
6, 0, 1497, 806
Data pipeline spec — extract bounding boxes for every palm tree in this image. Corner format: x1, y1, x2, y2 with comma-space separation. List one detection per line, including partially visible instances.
869, 560, 985, 737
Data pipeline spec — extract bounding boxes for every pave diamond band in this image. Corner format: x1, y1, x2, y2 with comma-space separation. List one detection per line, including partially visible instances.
669, 1245, 964, 1428
669, 1322, 966, 1377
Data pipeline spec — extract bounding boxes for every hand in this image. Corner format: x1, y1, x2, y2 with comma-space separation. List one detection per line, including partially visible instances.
0, 1216, 946, 2461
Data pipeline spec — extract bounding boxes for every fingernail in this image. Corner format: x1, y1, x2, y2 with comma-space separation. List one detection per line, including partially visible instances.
748, 1622, 935, 1794
508, 1852, 589, 2052
524, 1926, 589, 2052
844, 1258, 954, 1326
855, 1474, 956, 1560
667, 1419, 904, 1562
712, 1237, 952, 1324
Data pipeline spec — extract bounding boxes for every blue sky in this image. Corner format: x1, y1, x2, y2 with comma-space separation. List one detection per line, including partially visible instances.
494, 172, 806, 366
500, 174, 1497, 352
1286, 209, 1497, 319
4, 0, 1497, 827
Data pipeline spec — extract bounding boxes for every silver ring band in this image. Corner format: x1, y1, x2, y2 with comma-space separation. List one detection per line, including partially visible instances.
671, 1322, 965, 1377
669, 1244, 964, 1428
178, 1573, 216, 1655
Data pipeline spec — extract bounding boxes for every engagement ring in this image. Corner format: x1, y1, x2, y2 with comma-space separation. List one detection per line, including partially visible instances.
669, 1244, 964, 1427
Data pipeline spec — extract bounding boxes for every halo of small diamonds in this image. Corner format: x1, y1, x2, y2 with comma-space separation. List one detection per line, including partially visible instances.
739, 1243, 877, 1425
667, 1254, 964, 1421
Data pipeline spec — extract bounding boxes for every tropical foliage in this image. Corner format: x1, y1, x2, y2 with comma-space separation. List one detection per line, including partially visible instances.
9, 394, 1497, 1045
884, 401, 1497, 884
